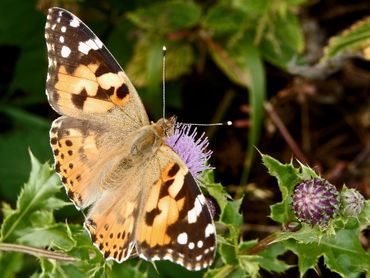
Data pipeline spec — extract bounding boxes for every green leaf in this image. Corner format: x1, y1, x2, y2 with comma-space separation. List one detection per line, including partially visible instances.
260, 13, 304, 68
203, 4, 248, 36
127, 1, 201, 33
17, 224, 75, 251
220, 198, 243, 230
322, 17, 370, 61
261, 154, 319, 223
0, 252, 24, 277
0, 151, 63, 242
285, 229, 370, 277
203, 170, 229, 212
249, 243, 291, 273
204, 265, 244, 278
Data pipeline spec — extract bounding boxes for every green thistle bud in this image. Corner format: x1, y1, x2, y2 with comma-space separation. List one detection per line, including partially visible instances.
340, 188, 365, 217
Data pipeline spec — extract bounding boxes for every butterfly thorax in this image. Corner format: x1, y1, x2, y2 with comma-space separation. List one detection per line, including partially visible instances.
130, 116, 176, 159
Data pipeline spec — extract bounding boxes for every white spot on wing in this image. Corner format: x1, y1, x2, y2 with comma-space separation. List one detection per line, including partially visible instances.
70, 17, 80, 27
78, 39, 101, 54
196, 254, 202, 261
78, 41, 90, 54
205, 223, 215, 237
188, 195, 203, 223
61, 45, 71, 58
177, 232, 188, 244
198, 194, 206, 205
94, 37, 103, 48
197, 240, 203, 248
188, 242, 195, 249
61, 26, 66, 32
59, 36, 64, 43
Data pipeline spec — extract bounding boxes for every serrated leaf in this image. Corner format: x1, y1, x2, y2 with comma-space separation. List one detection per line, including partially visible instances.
249, 243, 291, 273
17, 224, 75, 251
0, 151, 63, 242
1, 202, 14, 219
220, 198, 243, 230
204, 265, 244, 278
29, 210, 54, 227
322, 17, 370, 62
204, 172, 229, 212
127, 1, 201, 33
237, 255, 261, 277
282, 227, 370, 276
219, 242, 238, 265
261, 154, 319, 223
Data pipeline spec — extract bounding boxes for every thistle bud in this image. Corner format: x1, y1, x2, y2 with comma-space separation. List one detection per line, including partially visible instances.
340, 188, 365, 217
292, 178, 340, 226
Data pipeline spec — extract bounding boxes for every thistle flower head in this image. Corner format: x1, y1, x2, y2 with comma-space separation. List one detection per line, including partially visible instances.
292, 178, 340, 227
166, 123, 213, 178
340, 188, 365, 217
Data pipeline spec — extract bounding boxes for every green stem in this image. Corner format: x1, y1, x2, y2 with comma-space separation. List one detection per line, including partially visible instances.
0, 243, 77, 263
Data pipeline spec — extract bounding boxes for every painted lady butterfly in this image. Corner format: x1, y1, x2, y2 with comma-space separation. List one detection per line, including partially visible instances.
45, 7, 216, 271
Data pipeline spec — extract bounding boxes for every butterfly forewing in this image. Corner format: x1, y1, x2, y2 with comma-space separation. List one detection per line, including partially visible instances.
45, 7, 216, 271
45, 7, 148, 123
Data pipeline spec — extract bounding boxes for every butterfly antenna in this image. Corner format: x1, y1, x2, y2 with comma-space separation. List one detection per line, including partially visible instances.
178, 121, 233, 127
162, 46, 167, 119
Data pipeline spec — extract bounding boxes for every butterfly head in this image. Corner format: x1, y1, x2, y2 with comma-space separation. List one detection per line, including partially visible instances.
156, 116, 176, 137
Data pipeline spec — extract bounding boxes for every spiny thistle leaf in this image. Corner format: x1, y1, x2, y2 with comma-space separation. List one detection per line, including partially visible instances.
0, 150, 68, 242
322, 16, 370, 62
261, 154, 321, 224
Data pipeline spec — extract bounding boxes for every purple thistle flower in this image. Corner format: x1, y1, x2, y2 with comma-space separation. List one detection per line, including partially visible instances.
292, 178, 340, 227
166, 123, 213, 179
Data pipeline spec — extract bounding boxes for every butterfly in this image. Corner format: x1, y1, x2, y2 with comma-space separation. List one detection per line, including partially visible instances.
44, 7, 216, 271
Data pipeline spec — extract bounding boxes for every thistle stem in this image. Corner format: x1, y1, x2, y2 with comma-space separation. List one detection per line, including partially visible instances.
0, 243, 77, 263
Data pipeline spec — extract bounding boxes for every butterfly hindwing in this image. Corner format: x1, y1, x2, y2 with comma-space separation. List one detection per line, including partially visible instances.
135, 146, 216, 271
